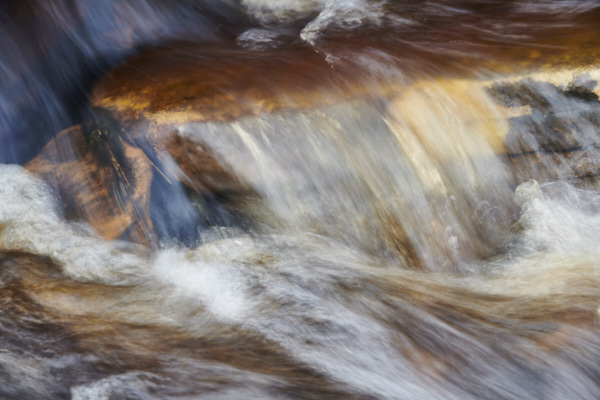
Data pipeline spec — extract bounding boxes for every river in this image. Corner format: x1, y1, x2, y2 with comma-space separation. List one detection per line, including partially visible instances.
1, 1, 600, 399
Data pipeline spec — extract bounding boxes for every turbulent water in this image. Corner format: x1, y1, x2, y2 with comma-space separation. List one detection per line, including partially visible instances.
2, 1, 600, 399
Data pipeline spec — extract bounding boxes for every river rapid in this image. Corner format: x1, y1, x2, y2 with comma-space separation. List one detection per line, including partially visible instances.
2, 1, 600, 399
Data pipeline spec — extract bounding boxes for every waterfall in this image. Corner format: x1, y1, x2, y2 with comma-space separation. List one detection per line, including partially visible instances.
2, 1, 600, 399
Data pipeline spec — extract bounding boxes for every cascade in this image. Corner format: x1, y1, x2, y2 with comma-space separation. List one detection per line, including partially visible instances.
2, 1, 600, 399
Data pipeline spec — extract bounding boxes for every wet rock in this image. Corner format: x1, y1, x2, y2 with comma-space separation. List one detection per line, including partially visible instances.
482, 69, 600, 186
488, 79, 558, 110
488, 74, 600, 154
25, 124, 155, 245
565, 75, 599, 101
506, 146, 600, 184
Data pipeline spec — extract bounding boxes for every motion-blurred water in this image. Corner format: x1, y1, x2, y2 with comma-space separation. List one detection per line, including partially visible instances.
2, 1, 600, 399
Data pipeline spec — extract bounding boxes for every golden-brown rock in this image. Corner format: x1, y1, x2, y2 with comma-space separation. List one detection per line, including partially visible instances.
26, 125, 155, 245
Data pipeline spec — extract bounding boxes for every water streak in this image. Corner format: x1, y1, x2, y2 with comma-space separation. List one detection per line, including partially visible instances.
2, 1, 600, 399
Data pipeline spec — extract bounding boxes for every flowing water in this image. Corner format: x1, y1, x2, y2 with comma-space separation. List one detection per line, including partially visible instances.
2, 1, 600, 399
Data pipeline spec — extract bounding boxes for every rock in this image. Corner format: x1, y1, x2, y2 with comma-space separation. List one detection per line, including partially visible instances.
489, 70, 600, 186
25, 123, 155, 245
489, 76, 600, 154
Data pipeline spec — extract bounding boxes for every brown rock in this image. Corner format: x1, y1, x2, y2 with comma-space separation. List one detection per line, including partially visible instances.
25, 124, 155, 246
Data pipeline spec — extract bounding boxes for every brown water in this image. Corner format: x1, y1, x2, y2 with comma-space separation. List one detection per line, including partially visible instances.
2, 1, 600, 399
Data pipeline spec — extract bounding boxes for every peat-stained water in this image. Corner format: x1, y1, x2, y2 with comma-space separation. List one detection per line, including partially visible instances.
2, 1, 600, 399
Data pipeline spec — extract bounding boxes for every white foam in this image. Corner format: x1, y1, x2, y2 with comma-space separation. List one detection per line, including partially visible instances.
237, 28, 285, 49
476, 180, 600, 298
241, 0, 388, 44
515, 181, 600, 254
300, 0, 387, 44
151, 243, 255, 322
71, 372, 158, 400
0, 165, 146, 284
241, 0, 325, 24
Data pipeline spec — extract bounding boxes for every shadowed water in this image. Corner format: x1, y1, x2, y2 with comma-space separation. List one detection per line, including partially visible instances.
2, 1, 600, 399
